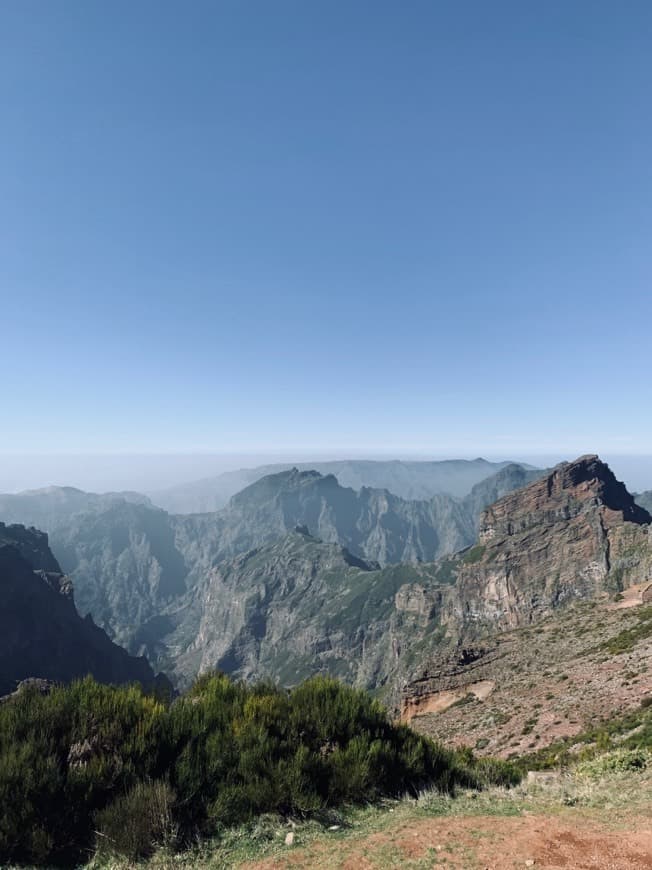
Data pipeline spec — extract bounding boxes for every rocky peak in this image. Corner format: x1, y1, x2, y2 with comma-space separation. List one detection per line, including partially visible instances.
0, 521, 61, 573
446, 455, 652, 634
479, 455, 650, 543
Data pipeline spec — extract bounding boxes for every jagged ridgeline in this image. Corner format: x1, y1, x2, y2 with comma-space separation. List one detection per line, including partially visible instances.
149, 457, 529, 513
0, 461, 543, 679
1, 456, 650, 702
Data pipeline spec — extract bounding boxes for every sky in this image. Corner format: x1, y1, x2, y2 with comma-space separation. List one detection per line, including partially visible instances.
1, 1, 651, 462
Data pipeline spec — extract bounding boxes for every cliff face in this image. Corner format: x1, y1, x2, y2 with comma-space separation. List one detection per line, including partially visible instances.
443, 456, 652, 633
401, 456, 652, 717
158, 529, 448, 690
0, 522, 167, 696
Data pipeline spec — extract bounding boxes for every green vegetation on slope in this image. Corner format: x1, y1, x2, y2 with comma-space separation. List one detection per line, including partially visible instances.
517, 695, 652, 771
593, 605, 652, 655
0, 674, 519, 867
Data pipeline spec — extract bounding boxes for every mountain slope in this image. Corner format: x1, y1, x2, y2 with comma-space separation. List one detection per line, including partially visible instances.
150, 458, 530, 513
163, 457, 651, 697
445, 454, 652, 634
0, 486, 152, 531
50, 501, 189, 652
636, 490, 652, 514
401, 455, 652, 718
0, 467, 546, 662
162, 528, 452, 689
0, 522, 165, 696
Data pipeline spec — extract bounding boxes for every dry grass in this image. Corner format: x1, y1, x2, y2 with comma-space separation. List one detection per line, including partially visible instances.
87, 764, 652, 869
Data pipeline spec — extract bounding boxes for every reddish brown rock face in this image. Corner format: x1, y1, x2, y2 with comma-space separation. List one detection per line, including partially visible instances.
399, 456, 652, 726
441, 456, 652, 635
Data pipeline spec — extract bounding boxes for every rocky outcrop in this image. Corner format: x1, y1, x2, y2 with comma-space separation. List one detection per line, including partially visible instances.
401, 456, 652, 715
0, 522, 168, 696
445, 456, 652, 633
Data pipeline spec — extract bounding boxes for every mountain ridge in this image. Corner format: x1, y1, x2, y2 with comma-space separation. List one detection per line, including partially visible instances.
149, 457, 535, 513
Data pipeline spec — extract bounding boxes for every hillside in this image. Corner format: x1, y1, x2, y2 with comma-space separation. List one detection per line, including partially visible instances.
403, 594, 652, 758
0, 522, 165, 696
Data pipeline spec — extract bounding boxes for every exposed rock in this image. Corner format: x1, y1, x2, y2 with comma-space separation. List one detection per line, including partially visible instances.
446, 456, 652, 633
0, 522, 169, 696
402, 456, 652, 724
0, 466, 545, 659
166, 530, 447, 690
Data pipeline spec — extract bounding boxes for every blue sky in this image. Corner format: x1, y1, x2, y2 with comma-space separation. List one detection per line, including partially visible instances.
1, 1, 650, 456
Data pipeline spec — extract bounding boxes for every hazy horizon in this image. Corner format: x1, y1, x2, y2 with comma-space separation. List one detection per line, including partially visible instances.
3, 450, 652, 496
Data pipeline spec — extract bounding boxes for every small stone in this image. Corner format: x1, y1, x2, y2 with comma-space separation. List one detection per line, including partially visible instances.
525, 861, 535, 867
285, 832, 294, 846
328, 825, 340, 831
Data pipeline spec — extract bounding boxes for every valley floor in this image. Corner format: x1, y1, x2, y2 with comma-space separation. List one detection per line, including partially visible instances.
93, 766, 652, 870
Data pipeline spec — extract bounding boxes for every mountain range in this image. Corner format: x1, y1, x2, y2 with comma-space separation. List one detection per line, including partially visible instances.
0, 462, 543, 659
149, 457, 530, 513
2, 455, 651, 712
158, 455, 652, 697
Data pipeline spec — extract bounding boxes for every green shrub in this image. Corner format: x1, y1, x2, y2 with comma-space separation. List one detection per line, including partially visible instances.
95, 780, 175, 860
0, 673, 520, 866
462, 544, 485, 564
576, 748, 651, 778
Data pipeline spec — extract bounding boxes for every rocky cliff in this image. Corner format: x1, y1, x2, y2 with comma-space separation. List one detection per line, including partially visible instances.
445, 455, 652, 633
155, 528, 450, 690
0, 522, 167, 696
401, 456, 652, 715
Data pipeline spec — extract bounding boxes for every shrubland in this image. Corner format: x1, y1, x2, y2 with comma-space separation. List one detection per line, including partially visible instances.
0, 674, 519, 866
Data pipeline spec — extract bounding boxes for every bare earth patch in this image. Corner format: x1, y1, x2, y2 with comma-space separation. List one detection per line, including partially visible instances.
244, 811, 652, 870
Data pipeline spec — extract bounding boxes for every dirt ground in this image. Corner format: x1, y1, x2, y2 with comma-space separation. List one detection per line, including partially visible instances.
244, 810, 652, 869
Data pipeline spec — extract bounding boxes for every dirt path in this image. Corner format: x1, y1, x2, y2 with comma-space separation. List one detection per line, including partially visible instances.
244, 811, 652, 869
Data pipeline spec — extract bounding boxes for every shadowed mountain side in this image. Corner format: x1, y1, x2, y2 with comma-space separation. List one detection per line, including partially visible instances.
0, 522, 167, 696
50, 502, 190, 652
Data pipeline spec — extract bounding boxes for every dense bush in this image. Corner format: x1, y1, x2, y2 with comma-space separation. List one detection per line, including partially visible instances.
0, 674, 519, 865
95, 780, 176, 861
